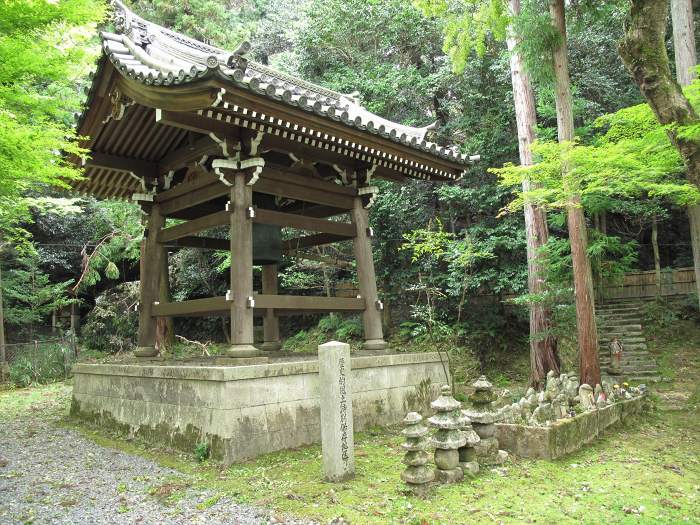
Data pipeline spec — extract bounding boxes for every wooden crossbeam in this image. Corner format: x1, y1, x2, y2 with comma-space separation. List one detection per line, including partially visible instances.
163, 236, 229, 250
282, 233, 349, 250
158, 135, 221, 174
158, 210, 229, 243
85, 152, 158, 178
151, 295, 365, 317
159, 180, 227, 216
254, 209, 355, 237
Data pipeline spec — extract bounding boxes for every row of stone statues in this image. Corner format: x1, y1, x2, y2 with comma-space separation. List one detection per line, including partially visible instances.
401, 376, 508, 497
498, 370, 647, 427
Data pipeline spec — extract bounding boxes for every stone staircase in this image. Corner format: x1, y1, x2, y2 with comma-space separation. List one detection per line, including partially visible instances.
597, 299, 661, 382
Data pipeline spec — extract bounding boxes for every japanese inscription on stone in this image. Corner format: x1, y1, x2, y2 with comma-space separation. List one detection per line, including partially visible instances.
319, 341, 355, 481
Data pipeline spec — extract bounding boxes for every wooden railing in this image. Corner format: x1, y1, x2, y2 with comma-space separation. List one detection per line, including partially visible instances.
601, 267, 696, 300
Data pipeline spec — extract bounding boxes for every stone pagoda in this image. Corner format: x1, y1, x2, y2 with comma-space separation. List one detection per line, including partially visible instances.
400, 412, 434, 497
429, 385, 466, 484
464, 375, 508, 466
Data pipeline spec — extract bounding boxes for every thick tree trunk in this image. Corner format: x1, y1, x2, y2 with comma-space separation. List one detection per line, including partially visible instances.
671, 0, 700, 311
508, 0, 559, 389
671, 0, 697, 86
620, 0, 700, 311
652, 214, 662, 294
550, 0, 600, 387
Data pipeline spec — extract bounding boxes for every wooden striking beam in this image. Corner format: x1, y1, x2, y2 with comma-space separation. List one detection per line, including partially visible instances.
254, 295, 364, 311
158, 210, 229, 243
85, 152, 158, 178
152, 297, 227, 317
254, 209, 356, 237
282, 233, 349, 251
151, 295, 365, 317
163, 236, 229, 250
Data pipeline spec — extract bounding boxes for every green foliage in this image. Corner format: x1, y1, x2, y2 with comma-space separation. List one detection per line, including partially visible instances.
0, 0, 104, 235
1, 255, 75, 337
413, 0, 509, 72
9, 342, 74, 387
194, 442, 210, 462
81, 282, 139, 354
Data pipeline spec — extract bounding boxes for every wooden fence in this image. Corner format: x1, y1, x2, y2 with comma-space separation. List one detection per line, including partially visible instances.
601, 267, 696, 300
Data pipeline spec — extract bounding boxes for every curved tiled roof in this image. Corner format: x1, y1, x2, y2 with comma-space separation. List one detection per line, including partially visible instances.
100, 0, 470, 167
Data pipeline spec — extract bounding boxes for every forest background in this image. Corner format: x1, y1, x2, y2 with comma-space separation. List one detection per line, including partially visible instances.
2, 0, 699, 387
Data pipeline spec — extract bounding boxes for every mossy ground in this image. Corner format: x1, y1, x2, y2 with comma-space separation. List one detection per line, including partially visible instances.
2, 320, 699, 524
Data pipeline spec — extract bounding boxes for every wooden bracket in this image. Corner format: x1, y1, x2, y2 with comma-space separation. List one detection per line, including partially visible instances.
212, 157, 266, 186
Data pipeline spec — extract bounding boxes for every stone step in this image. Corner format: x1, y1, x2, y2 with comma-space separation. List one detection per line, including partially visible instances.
599, 338, 647, 345
603, 330, 644, 337
599, 350, 653, 358
600, 360, 657, 369
598, 323, 643, 331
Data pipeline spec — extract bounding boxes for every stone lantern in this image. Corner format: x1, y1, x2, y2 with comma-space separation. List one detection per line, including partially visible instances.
464, 375, 508, 466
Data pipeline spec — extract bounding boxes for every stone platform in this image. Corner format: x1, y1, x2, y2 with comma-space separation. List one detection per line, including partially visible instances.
495, 396, 646, 460
70, 352, 445, 463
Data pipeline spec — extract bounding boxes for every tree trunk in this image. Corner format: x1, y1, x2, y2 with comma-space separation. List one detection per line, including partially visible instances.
550, 0, 600, 387
671, 0, 700, 311
0, 263, 5, 364
620, 0, 700, 311
508, 0, 559, 389
652, 214, 662, 294
671, 0, 697, 86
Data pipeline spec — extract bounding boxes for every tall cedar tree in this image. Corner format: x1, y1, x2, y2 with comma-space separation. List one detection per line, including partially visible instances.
507, 0, 560, 388
550, 0, 600, 387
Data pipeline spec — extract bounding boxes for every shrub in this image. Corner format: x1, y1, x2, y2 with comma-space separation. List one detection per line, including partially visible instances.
82, 282, 138, 354
9, 342, 74, 387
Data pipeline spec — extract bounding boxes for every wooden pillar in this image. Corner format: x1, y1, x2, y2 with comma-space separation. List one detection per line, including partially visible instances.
135, 204, 165, 357
260, 264, 282, 351
70, 303, 81, 337
227, 172, 260, 357
351, 196, 387, 350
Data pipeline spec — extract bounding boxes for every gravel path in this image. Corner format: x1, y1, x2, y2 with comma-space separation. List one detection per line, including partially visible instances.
0, 394, 313, 525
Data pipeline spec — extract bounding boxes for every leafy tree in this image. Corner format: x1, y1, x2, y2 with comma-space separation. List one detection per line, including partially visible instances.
0, 0, 104, 237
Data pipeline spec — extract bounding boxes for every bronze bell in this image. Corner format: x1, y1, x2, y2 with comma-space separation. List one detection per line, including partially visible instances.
252, 193, 282, 265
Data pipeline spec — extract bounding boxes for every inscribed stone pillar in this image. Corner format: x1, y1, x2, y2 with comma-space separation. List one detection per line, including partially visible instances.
135, 204, 164, 357
318, 341, 355, 481
260, 264, 281, 351
351, 197, 387, 351
227, 171, 260, 358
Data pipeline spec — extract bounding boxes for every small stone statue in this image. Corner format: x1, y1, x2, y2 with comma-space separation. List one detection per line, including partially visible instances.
608, 337, 623, 375
578, 384, 596, 410
400, 412, 434, 497
457, 410, 481, 477
429, 385, 465, 484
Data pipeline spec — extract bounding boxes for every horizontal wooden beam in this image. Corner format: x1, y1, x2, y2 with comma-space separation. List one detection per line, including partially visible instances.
152, 297, 227, 317
158, 135, 220, 174
254, 294, 364, 310
158, 210, 229, 243
254, 209, 355, 237
164, 236, 229, 250
159, 180, 227, 216
151, 295, 365, 317
155, 173, 220, 203
282, 233, 349, 251
85, 152, 158, 178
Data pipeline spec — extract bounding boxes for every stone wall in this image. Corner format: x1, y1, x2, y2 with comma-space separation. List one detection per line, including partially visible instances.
71, 353, 445, 463
495, 396, 645, 460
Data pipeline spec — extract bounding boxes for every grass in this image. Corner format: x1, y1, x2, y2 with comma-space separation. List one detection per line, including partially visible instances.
2, 319, 699, 524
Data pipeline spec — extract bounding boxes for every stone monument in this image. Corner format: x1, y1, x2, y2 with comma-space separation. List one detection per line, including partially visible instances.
465, 375, 508, 465
429, 385, 465, 484
400, 412, 434, 497
319, 341, 354, 481
457, 410, 481, 477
